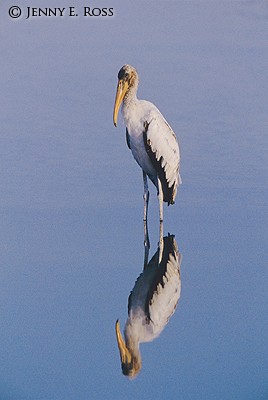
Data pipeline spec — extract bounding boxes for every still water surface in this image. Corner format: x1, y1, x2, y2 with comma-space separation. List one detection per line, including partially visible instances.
0, 1, 267, 399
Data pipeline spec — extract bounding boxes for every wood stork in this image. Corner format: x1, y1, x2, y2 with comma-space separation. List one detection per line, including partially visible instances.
113, 64, 181, 222
115, 233, 182, 378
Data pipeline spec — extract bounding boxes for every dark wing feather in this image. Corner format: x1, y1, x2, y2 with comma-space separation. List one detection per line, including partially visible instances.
127, 251, 158, 316
126, 128, 131, 149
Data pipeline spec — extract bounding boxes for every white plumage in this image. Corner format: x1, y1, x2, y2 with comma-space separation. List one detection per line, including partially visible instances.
115, 234, 182, 378
113, 64, 181, 221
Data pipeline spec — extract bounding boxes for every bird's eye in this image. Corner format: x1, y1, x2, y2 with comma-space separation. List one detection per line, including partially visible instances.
124, 72, 129, 79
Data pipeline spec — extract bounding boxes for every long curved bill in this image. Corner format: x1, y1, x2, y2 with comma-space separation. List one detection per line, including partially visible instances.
115, 319, 132, 364
113, 80, 129, 127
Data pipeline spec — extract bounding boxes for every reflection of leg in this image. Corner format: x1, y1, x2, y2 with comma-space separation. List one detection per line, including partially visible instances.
143, 171, 149, 221
158, 221, 164, 264
157, 177, 163, 223
143, 219, 150, 269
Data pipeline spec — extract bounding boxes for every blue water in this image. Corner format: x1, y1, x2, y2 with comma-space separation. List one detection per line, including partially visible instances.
0, 1, 267, 399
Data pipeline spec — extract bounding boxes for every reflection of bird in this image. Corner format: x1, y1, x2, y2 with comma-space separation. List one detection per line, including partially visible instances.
113, 64, 181, 222
115, 234, 182, 378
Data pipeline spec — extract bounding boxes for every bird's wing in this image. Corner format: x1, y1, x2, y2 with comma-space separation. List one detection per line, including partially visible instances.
143, 113, 181, 204
145, 235, 182, 332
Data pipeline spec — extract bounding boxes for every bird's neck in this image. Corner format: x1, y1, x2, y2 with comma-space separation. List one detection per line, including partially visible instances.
122, 87, 138, 128
123, 84, 138, 107
125, 324, 140, 355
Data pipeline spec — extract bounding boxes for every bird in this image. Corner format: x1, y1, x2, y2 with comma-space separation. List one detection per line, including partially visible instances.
113, 64, 181, 222
115, 233, 182, 378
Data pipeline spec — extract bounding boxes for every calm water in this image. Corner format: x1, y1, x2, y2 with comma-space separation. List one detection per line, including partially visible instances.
0, 1, 267, 399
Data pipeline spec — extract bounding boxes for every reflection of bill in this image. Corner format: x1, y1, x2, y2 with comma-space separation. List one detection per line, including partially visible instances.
115, 233, 182, 378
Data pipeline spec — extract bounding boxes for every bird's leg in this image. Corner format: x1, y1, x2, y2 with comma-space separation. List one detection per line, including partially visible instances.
158, 220, 164, 264
157, 177, 164, 223
157, 178, 164, 263
143, 219, 150, 270
143, 171, 149, 222
143, 172, 150, 266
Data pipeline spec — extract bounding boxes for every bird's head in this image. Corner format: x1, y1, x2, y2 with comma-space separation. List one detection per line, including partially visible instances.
115, 319, 141, 378
113, 64, 138, 127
